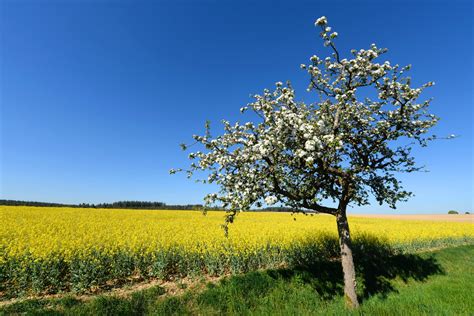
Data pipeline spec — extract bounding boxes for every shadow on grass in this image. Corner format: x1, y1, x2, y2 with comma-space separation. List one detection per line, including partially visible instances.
353, 236, 444, 300
199, 234, 444, 309
290, 235, 443, 301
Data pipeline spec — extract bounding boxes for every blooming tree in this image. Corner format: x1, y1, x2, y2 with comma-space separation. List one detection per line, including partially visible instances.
172, 16, 440, 308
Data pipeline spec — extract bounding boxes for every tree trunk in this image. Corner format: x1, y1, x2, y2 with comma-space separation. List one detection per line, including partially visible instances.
336, 210, 359, 309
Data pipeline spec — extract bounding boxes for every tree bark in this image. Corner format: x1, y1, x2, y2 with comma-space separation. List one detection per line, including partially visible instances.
336, 210, 360, 309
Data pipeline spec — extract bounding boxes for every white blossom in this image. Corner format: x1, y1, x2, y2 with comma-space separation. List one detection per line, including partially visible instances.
305, 140, 316, 151
296, 149, 307, 158
315, 16, 327, 26
264, 196, 278, 205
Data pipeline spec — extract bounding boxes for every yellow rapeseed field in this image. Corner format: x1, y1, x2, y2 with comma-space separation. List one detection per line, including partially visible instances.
1, 206, 472, 261
1, 206, 472, 296
2, 206, 473, 260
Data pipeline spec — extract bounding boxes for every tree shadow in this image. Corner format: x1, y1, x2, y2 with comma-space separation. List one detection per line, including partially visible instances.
256, 235, 443, 302
194, 235, 445, 313
352, 235, 444, 300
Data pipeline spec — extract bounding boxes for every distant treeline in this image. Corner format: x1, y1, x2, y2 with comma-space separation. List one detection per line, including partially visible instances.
0, 199, 303, 212
83, 201, 205, 210
0, 199, 204, 210
0, 199, 75, 208
251, 206, 308, 213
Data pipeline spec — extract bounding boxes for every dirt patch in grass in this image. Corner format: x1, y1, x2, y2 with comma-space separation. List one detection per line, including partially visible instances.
0, 275, 224, 307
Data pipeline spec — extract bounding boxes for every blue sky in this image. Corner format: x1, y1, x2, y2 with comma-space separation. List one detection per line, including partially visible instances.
1, 1, 472, 214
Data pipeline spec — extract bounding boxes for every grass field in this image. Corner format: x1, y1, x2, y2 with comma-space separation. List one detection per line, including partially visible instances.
1, 206, 473, 298
2, 245, 473, 315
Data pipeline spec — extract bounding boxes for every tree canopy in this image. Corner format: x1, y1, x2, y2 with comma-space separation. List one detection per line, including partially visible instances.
174, 16, 440, 222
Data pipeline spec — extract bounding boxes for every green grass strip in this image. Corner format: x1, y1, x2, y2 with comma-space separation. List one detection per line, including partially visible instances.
1, 244, 473, 315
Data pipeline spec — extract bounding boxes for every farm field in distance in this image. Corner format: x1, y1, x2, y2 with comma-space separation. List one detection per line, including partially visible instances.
1, 205, 473, 300
352, 214, 473, 222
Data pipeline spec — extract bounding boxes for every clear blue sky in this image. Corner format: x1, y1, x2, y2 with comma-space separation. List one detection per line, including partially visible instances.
1, 1, 472, 214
